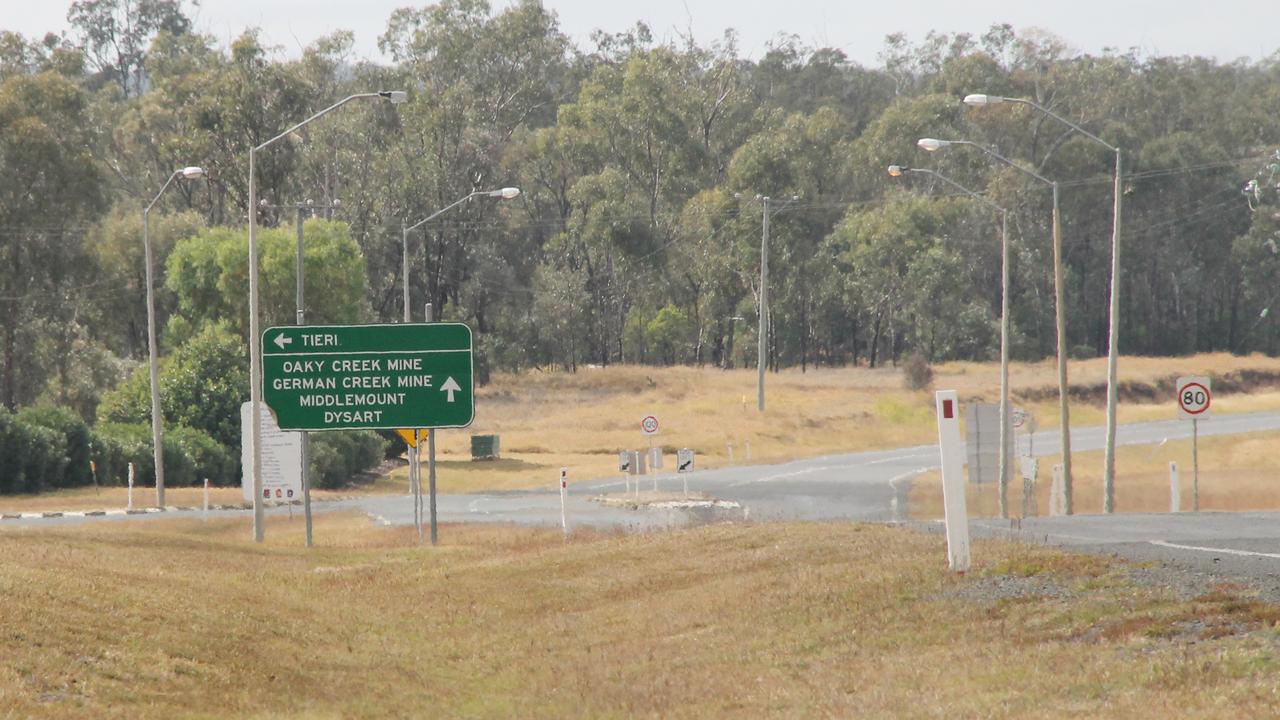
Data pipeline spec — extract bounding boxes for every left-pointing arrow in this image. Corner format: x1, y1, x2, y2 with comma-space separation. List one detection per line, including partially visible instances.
273, 334, 292, 350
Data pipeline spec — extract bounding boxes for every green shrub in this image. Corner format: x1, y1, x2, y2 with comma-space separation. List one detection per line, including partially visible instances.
0, 408, 67, 494
167, 426, 236, 486
309, 431, 388, 490
90, 422, 234, 488
17, 405, 93, 487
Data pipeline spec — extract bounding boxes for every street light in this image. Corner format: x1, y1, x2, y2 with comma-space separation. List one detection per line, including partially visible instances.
401, 187, 520, 546
247, 91, 406, 543
964, 92, 1124, 513
917, 136, 1075, 514
399, 185, 519, 320
143, 165, 205, 508
888, 164, 1013, 517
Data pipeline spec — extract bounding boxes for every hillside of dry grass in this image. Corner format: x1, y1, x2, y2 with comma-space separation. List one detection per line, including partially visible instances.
5, 515, 1280, 718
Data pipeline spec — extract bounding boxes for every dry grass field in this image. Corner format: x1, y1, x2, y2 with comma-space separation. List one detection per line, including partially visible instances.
7, 352, 1280, 513
910, 430, 1280, 519
401, 352, 1280, 497
5, 515, 1280, 718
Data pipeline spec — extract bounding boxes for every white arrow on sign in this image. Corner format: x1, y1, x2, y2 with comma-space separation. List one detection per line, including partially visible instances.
273, 333, 292, 350
440, 376, 461, 402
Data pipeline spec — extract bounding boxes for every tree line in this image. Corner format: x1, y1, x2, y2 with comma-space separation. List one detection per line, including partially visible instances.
2, 1, 1280, 487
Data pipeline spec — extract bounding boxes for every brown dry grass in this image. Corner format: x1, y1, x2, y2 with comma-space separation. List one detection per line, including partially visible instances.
911, 429, 1280, 518
0, 486, 248, 514
409, 353, 1280, 494
11, 352, 1280, 511
5, 515, 1280, 718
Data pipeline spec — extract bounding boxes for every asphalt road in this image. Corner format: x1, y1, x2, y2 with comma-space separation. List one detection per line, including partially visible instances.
11, 410, 1280, 580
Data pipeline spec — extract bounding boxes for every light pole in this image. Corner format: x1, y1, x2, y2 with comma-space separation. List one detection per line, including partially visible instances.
917, 137, 1074, 515
248, 90, 406, 543
260, 198, 341, 547
144, 165, 205, 508
740, 194, 799, 412
888, 164, 1013, 517
402, 187, 520, 545
964, 93, 1123, 513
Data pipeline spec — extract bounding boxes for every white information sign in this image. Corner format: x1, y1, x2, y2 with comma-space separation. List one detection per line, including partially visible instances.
1176, 375, 1211, 420
240, 401, 303, 504
677, 448, 695, 473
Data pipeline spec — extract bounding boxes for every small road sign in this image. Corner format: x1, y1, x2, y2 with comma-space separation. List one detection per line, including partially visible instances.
641, 415, 660, 436
262, 323, 473, 431
677, 448, 695, 473
619, 451, 632, 473
396, 429, 430, 448
1176, 375, 1211, 420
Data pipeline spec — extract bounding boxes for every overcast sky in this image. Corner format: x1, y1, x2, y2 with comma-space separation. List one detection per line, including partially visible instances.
6, 0, 1280, 66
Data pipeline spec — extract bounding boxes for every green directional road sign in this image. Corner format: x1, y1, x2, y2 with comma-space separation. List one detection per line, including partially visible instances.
262, 323, 474, 431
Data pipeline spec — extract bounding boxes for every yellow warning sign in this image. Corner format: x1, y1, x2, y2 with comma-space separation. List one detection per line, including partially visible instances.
396, 428, 431, 448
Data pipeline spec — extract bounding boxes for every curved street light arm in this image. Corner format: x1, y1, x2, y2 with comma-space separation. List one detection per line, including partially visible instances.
406, 191, 484, 233
900, 166, 1006, 216
145, 170, 182, 216
1003, 97, 1118, 153
254, 93, 384, 154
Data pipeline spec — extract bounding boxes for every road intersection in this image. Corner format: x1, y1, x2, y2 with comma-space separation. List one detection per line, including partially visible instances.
9, 410, 1280, 577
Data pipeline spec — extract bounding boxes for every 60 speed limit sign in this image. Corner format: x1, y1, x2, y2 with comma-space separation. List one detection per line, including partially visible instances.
1176, 375, 1211, 420
641, 415, 660, 436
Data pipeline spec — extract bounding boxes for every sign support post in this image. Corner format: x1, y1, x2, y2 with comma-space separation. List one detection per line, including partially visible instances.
1192, 418, 1199, 512
426, 303, 438, 546
1176, 375, 1210, 514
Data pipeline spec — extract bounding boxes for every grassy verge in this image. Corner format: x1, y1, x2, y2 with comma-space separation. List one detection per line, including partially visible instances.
4, 516, 1280, 717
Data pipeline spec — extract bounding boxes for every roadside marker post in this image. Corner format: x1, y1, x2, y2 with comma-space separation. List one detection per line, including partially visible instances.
1170, 462, 1180, 513
934, 390, 971, 572
559, 468, 568, 539
127, 463, 134, 510
203, 478, 209, 521
1176, 376, 1211, 512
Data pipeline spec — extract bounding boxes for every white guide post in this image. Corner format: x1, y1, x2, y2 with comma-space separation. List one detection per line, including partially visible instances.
127, 462, 135, 511
559, 467, 568, 539
1169, 461, 1180, 513
203, 478, 209, 521
935, 390, 971, 573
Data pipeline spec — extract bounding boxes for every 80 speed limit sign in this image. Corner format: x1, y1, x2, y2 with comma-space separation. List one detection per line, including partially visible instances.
1176, 375, 1211, 420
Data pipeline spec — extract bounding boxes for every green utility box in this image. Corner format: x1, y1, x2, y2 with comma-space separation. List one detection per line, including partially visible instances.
470, 434, 500, 460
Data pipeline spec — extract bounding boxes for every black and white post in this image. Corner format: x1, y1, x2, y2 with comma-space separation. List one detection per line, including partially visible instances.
559, 467, 568, 539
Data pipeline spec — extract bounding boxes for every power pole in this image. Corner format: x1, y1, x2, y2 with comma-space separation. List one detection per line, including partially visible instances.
758, 196, 769, 412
